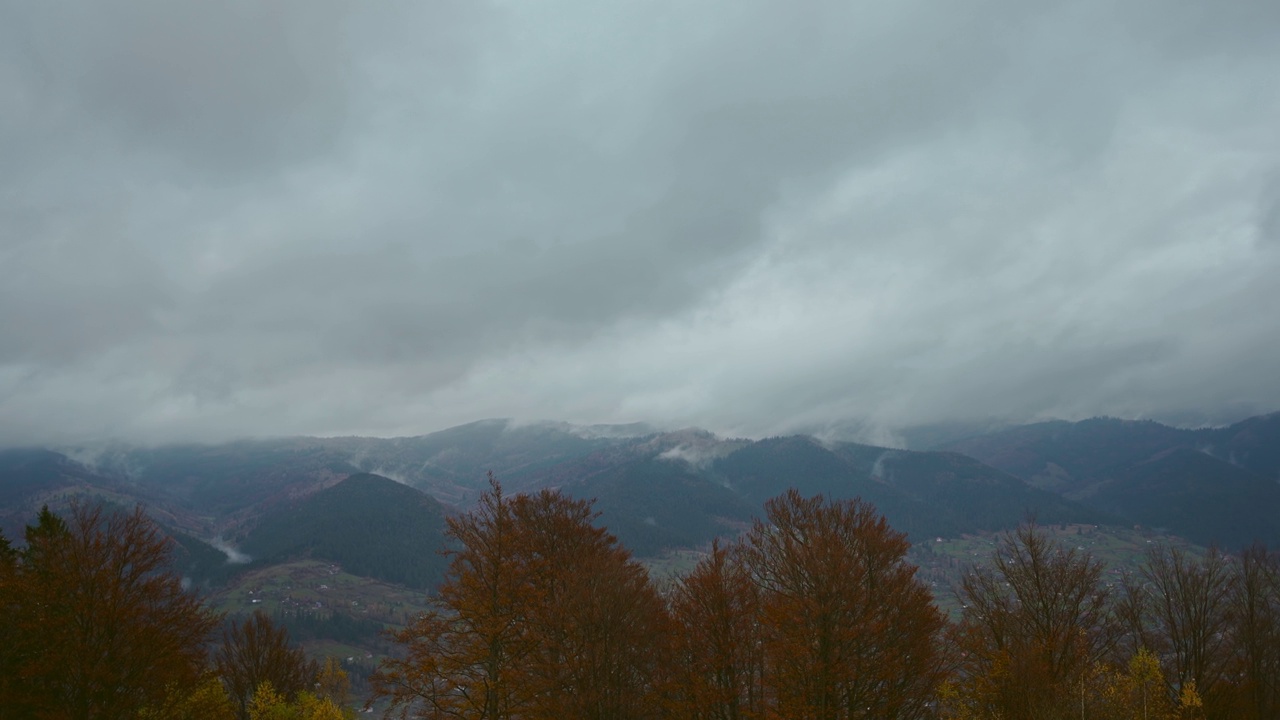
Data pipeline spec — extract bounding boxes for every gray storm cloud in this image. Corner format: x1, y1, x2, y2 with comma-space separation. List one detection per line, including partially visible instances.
1, 0, 1278, 446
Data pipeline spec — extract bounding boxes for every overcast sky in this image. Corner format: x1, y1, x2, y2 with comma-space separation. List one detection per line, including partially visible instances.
2, 0, 1279, 446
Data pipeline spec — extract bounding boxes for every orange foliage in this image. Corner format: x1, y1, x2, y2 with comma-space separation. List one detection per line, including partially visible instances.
748, 490, 946, 720
669, 540, 766, 720
1, 503, 220, 720
372, 475, 669, 719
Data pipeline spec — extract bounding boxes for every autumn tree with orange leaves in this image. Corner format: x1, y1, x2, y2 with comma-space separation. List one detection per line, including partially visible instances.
217, 611, 320, 720
371, 476, 669, 720
512, 488, 671, 720
1230, 543, 1280, 720
671, 490, 945, 720
669, 539, 767, 720
1, 503, 220, 720
371, 478, 537, 719
946, 524, 1118, 720
748, 490, 946, 720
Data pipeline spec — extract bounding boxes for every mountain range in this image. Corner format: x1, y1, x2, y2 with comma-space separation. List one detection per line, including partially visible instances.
5, 411, 1277, 685
937, 413, 1280, 549
2, 411, 1276, 570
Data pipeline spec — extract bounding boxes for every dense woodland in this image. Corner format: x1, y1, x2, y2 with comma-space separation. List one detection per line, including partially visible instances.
2, 478, 1279, 720
0, 505, 354, 719
241, 473, 450, 590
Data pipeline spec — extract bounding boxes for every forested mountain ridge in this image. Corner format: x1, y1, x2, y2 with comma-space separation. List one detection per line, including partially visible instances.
241, 473, 449, 589
711, 436, 1109, 539
936, 412, 1280, 481
4, 413, 1278, 562
938, 412, 1280, 548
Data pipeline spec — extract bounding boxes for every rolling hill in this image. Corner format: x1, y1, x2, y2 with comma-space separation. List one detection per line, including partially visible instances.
241, 473, 449, 589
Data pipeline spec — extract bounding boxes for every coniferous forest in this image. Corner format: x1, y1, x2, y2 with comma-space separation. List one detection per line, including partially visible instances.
2, 478, 1278, 720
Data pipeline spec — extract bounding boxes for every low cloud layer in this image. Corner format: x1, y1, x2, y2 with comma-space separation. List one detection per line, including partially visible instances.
2, 0, 1278, 445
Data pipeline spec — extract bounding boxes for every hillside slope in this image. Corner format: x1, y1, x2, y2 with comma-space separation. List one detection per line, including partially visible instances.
712, 436, 1106, 540
937, 414, 1280, 548
241, 473, 449, 589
